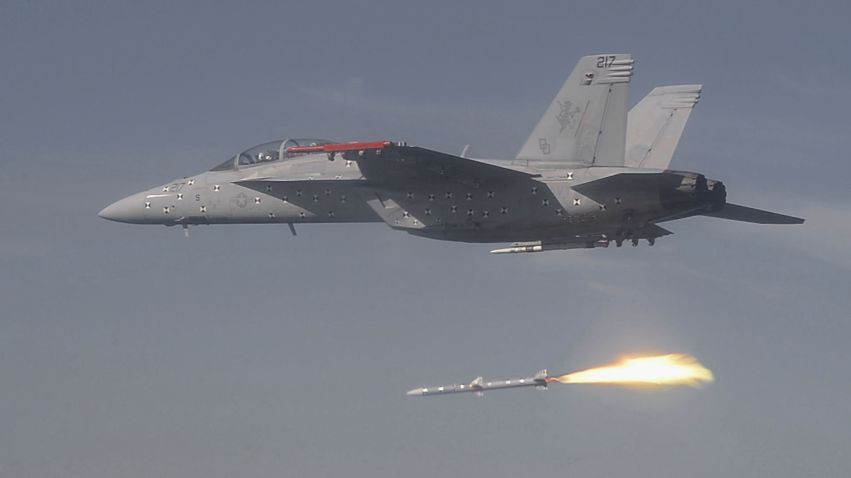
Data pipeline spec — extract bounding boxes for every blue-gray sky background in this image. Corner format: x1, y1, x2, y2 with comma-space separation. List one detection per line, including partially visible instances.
2, 1, 850, 476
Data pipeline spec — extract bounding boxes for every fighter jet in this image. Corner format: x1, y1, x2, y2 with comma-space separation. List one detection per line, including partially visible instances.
99, 53, 803, 252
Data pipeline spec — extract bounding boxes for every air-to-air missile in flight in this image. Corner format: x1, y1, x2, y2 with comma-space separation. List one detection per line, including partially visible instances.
406, 354, 716, 397
100, 54, 803, 252
406, 370, 551, 397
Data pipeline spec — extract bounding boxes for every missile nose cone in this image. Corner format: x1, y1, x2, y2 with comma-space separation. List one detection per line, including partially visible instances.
406, 388, 425, 396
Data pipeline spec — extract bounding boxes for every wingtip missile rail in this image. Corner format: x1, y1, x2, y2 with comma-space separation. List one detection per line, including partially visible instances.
406, 369, 551, 397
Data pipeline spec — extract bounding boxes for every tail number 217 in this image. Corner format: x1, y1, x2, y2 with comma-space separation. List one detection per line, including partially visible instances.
596, 55, 616, 68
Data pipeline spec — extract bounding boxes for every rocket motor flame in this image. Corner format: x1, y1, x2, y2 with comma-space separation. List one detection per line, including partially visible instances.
549, 353, 714, 388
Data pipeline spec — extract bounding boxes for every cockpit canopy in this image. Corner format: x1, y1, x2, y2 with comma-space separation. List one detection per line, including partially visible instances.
211, 138, 335, 171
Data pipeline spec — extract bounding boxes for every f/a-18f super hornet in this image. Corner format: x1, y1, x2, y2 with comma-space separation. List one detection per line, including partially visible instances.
99, 53, 803, 252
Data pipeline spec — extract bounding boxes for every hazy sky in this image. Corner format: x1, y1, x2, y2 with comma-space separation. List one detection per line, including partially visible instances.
2, 1, 850, 477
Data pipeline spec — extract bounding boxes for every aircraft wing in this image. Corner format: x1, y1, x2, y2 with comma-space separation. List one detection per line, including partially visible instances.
236, 142, 537, 233
355, 145, 540, 231
235, 142, 536, 188
357, 145, 538, 188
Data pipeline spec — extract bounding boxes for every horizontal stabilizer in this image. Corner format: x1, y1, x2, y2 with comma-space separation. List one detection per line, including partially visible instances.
641, 224, 674, 238
571, 172, 684, 202
703, 203, 804, 224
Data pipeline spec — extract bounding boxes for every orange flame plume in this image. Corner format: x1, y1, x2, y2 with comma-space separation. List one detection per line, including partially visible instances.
549, 353, 714, 388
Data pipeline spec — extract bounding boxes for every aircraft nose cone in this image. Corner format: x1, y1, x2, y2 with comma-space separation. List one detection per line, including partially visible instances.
98, 194, 146, 223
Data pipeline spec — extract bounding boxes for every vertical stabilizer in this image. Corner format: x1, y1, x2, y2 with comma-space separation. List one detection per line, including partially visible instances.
516, 54, 633, 167
625, 84, 701, 169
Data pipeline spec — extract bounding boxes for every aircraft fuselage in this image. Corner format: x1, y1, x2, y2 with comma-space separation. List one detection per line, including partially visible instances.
99, 147, 724, 247
100, 53, 802, 250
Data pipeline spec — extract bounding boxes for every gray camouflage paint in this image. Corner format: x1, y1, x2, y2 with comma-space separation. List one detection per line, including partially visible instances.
100, 55, 798, 249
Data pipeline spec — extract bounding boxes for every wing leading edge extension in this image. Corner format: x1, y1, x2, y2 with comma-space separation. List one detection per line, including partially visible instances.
237, 142, 536, 187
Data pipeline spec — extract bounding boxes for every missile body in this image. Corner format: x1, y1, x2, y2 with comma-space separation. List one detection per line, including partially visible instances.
406, 369, 550, 397
490, 240, 609, 254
